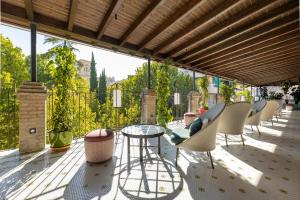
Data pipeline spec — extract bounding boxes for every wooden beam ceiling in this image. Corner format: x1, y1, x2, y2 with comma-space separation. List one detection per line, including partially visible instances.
199, 36, 300, 71
166, 0, 275, 57
97, 0, 124, 40
191, 29, 299, 68
67, 0, 79, 31
24, 0, 34, 21
119, 0, 164, 46
137, 0, 203, 51
190, 15, 299, 68
152, 0, 239, 55
179, 0, 299, 63
1, 0, 299, 86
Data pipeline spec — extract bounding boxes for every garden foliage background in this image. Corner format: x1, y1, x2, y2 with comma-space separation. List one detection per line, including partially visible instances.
0, 34, 194, 150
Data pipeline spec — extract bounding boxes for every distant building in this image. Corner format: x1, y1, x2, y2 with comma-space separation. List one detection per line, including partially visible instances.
77, 59, 91, 80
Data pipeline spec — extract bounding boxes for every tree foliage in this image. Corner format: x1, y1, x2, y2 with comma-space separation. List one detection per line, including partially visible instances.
156, 62, 173, 127
98, 69, 107, 104
197, 76, 209, 106
220, 80, 236, 104
90, 52, 97, 92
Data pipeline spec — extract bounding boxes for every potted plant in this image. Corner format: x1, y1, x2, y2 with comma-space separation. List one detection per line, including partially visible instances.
49, 45, 76, 151
236, 89, 253, 103
281, 81, 291, 104
291, 85, 300, 110
197, 76, 209, 113
220, 80, 236, 105
259, 86, 268, 100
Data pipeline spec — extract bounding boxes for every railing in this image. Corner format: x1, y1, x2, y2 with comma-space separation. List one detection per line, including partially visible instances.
0, 85, 192, 151
0, 85, 18, 150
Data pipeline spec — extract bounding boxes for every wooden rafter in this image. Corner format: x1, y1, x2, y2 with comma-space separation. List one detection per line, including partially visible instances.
67, 0, 79, 31
152, 0, 239, 55
179, 1, 299, 62
97, 0, 124, 40
188, 15, 299, 67
166, 0, 276, 57
119, 0, 164, 46
213, 54, 300, 75
137, 0, 203, 51
198, 36, 300, 71
234, 66, 300, 81
24, 0, 34, 21
232, 59, 300, 76
191, 28, 299, 67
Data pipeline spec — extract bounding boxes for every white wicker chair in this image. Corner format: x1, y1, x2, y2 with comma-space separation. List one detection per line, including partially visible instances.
173, 103, 225, 169
260, 100, 281, 126
218, 102, 252, 146
245, 100, 267, 135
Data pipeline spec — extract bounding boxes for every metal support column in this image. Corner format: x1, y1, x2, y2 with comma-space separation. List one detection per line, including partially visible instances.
147, 57, 151, 89
30, 23, 37, 82
193, 70, 196, 91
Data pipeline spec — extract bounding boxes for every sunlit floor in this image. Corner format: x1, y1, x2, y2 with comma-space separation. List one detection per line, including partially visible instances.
1, 110, 299, 200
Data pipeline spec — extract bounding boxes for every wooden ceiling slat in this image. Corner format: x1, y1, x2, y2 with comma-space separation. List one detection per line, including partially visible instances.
137, 0, 203, 51
199, 37, 300, 71
233, 61, 300, 76
2, 0, 299, 86
212, 52, 300, 74
166, 0, 275, 57
152, 0, 239, 55
96, 0, 124, 40
180, 1, 299, 63
67, 0, 79, 31
188, 15, 299, 67
119, 0, 164, 46
191, 29, 299, 67
24, 0, 34, 21
245, 71, 300, 85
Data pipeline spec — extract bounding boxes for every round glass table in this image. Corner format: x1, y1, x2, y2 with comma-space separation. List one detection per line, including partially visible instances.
121, 125, 165, 162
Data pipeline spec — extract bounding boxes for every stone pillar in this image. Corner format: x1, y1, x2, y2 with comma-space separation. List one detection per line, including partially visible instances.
187, 91, 200, 113
17, 82, 47, 153
141, 88, 156, 124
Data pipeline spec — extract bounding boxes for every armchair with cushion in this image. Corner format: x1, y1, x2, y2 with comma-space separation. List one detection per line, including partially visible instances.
260, 100, 281, 126
218, 102, 252, 146
245, 100, 267, 135
168, 103, 225, 169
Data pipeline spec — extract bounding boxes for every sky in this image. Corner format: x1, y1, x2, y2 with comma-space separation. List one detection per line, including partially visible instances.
0, 24, 146, 81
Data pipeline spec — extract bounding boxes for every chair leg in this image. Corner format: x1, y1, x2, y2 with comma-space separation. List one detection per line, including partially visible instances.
175, 148, 179, 167
251, 125, 253, 132
256, 125, 261, 136
225, 134, 228, 147
207, 151, 214, 169
241, 134, 245, 146
271, 119, 274, 126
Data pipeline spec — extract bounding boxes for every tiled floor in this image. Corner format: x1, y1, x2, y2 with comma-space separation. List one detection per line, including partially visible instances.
1, 110, 299, 200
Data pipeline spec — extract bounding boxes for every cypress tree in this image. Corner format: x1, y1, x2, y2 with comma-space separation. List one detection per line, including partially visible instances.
90, 52, 97, 92
98, 69, 107, 104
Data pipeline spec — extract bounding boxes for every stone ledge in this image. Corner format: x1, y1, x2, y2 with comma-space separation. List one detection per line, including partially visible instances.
17, 82, 47, 94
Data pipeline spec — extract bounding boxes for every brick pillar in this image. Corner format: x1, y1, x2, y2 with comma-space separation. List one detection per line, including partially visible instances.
141, 88, 156, 124
17, 82, 47, 153
187, 91, 200, 113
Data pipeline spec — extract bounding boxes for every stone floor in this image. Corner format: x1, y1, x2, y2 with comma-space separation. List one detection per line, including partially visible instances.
0, 110, 299, 200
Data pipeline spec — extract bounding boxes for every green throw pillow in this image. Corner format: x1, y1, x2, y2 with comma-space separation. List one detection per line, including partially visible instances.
189, 117, 203, 136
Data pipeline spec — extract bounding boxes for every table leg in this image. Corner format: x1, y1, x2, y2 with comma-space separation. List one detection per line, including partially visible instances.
127, 136, 130, 161
140, 138, 143, 162
144, 138, 147, 149
158, 136, 161, 155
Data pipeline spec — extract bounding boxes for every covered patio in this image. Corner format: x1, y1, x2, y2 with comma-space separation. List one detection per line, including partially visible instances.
1, 110, 299, 199
1, 0, 300, 200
